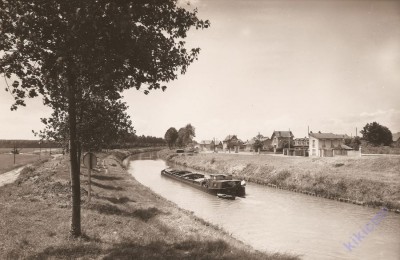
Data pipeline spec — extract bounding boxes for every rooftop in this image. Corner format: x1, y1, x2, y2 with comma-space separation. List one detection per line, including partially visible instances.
271, 131, 293, 138
309, 132, 348, 139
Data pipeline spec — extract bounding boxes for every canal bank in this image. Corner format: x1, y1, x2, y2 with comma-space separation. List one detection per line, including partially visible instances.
158, 149, 400, 212
131, 151, 400, 260
0, 150, 297, 260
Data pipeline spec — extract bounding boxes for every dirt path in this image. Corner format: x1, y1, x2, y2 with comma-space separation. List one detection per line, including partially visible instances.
0, 165, 27, 187
0, 154, 62, 187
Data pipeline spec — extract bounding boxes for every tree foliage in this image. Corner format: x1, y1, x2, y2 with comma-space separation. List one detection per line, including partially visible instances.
351, 136, 361, 150
122, 133, 165, 148
360, 122, 392, 146
164, 127, 178, 148
252, 134, 264, 152
37, 97, 134, 152
176, 124, 195, 147
0, 1, 209, 237
345, 136, 361, 150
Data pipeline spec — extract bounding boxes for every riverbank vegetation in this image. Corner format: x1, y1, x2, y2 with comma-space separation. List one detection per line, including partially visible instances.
0, 152, 298, 259
159, 150, 400, 210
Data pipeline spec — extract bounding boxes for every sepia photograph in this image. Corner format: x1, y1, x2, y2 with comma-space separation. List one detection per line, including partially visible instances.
0, 0, 399, 259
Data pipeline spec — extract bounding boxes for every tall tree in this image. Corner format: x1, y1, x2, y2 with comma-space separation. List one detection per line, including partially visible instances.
360, 122, 392, 146
176, 124, 196, 147
252, 134, 264, 152
164, 127, 178, 149
0, 1, 209, 237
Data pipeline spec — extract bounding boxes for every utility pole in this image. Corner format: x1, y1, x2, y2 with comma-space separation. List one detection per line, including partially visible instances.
213, 137, 216, 153
356, 127, 358, 137
288, 128, 291, 156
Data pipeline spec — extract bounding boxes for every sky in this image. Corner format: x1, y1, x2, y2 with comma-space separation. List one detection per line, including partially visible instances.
0, 0, 399, 142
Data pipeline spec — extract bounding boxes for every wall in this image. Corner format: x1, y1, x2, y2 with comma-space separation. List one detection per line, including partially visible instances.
347, 150, 361, 157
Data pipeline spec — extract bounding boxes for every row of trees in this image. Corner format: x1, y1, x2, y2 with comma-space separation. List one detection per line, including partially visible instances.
0, 139, 58, 148
0, 1, 208, 237
164, 124, 195, 148
118, 133, 165, 148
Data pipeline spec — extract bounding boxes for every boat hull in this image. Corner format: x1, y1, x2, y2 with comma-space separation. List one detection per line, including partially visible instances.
161, 169, 245, 197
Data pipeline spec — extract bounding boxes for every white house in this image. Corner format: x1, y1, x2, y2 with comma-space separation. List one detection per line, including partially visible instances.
309, 132, 353, 157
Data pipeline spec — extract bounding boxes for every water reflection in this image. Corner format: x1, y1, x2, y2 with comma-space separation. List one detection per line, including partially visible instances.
127, 152, 400, 260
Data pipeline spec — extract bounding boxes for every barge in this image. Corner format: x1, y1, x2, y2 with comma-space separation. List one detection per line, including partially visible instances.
161, 168, 246, 197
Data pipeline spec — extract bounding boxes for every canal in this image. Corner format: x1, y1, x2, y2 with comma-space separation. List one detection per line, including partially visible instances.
127, 152, 400, 260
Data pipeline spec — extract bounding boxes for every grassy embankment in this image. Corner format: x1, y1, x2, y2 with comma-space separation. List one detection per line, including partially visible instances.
159, 150, 400, 211
0, 149, 298, 259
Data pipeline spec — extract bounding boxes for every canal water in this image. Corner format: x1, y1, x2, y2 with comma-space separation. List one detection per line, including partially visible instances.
127, 152, 400, 260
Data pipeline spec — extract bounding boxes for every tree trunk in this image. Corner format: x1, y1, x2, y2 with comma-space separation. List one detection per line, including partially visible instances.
67, 71, 81, 237
77, 141, 81, 174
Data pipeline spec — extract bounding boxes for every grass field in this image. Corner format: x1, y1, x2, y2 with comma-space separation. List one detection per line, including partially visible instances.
0, 153, 51, 175
0, 147, 62, 154
0, 147, 36, 154
0, 151, 298, 259
160, 150, 400, 210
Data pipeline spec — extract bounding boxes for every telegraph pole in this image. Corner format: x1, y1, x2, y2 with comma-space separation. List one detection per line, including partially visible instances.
213, 137, 216, 153
288, 128, 291, 156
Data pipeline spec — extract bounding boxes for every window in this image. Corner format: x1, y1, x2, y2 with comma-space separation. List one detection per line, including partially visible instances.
312, 140, 315, 148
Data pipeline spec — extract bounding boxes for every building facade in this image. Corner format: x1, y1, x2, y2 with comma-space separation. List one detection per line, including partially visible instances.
271, 131, 294, 153
309, 132, 353, 157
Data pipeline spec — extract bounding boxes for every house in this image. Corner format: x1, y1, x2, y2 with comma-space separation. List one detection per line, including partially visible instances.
260, 137, 272, 150
199, 140, 213, 151
271, 131, 294, 153
293, 137, 309, 156
244, 139, 255, 152
223, 135, 242, 152
309, 132, 353, 157
199, 140, 223, 151
213, 140, 223, 151
393, 132, 400, 147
